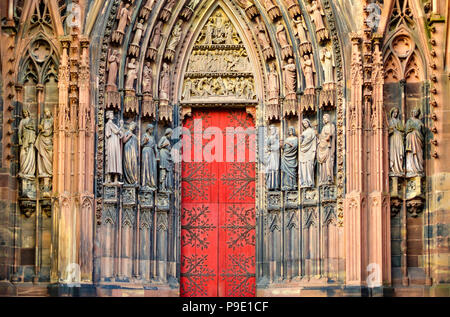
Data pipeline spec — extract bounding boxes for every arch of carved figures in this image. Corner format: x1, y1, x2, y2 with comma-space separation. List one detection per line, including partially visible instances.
0, 0, 448, 297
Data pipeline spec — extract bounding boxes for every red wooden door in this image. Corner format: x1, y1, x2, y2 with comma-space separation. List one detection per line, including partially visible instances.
181, 109, 256, 297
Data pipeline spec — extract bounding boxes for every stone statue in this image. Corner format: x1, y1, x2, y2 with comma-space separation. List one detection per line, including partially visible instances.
150, 21, 163, 49
158, 128, 174, 192
321, 48, 334, 84
299, 119, 317, 188
18, 109, 36, 179
389, 107, 405, 177
160, 63, 170, 100
265, 125, 280, 190
283, 58, 297, 96
281, 127, 298, 190
107, 50, 120, 87
132, 19, 145, 46
35, 109, 54, 183
317, 114, 335, 185
142, 62, 153, 94
302, 54, 315, 89
122, 122, 138, 185
125, 58, 138, 90
141, 124, 159, 190
105, 111, 123, 184
268, 63, 279, 103
116, 3, 132, 34
167, 21, 182, 51
308, 0, 326, 32
276, 22, 289, 48
294, 15, 308, 44
405, 108, 424, 178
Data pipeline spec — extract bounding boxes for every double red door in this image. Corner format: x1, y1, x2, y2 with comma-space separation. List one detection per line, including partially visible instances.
181, 109, 256, 297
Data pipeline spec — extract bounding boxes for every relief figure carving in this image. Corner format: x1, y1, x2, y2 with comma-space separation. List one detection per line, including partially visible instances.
389, 107, 405, 177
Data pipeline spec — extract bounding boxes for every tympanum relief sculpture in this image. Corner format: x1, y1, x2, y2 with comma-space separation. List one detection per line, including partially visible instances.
182, 9, 257, 104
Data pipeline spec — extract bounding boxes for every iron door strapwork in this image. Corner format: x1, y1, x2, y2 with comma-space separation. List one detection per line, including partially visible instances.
181, 109, 256, 297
